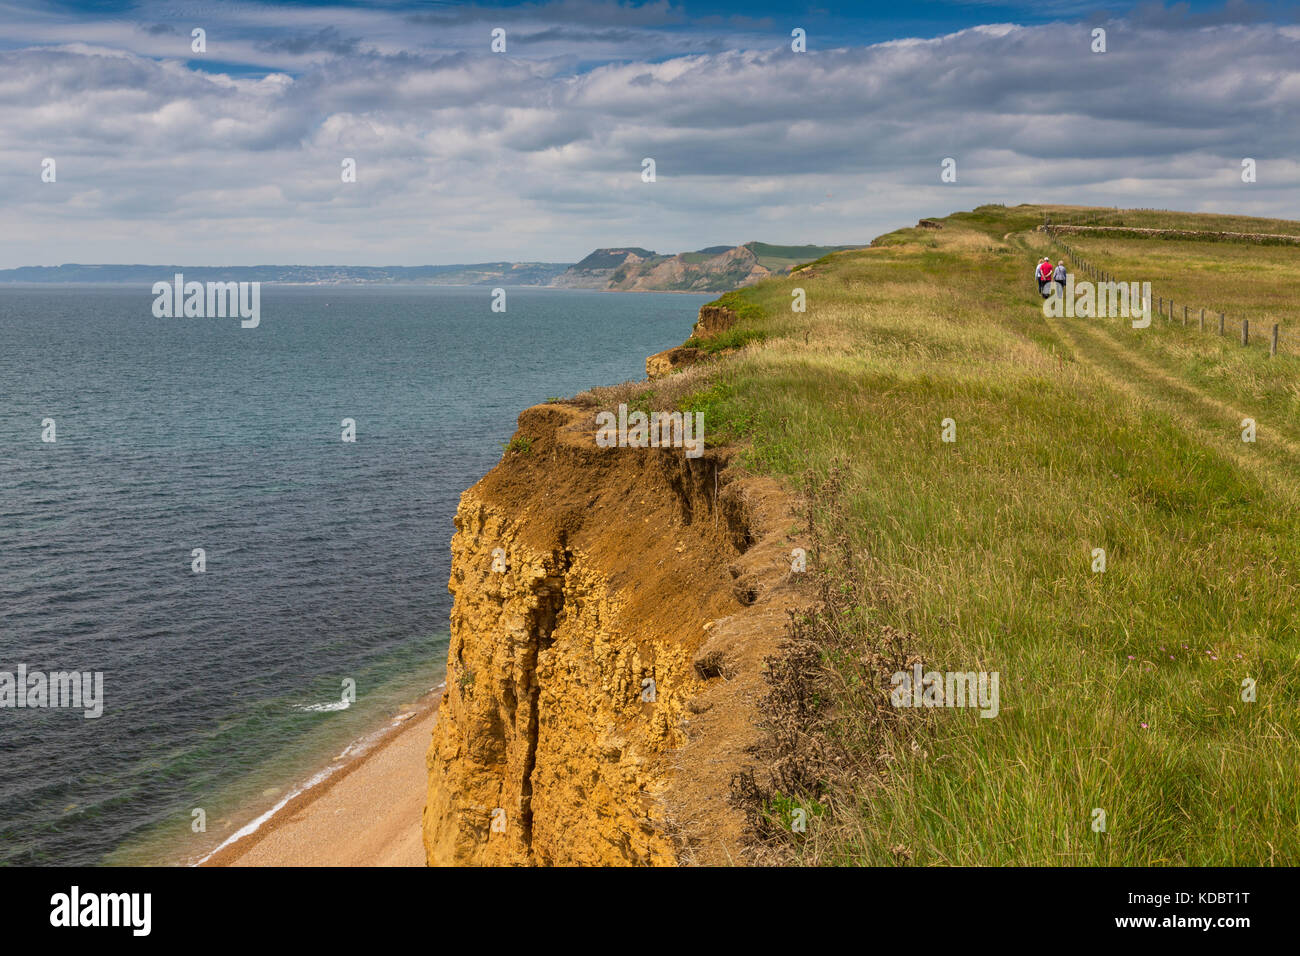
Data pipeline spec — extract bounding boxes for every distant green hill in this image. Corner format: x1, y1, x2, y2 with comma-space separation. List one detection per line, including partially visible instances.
568, 248, 659, 271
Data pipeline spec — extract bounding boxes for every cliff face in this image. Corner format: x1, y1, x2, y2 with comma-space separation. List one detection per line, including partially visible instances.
423, 398, 801, 866
549, 242, 858, 292
549, 243, 831, 292
607, 245, 773, 292
550, 248, 657, 289
645, 304, 737, 380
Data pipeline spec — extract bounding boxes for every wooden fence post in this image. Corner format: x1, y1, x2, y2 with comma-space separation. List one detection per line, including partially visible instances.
1271, 323, 1279, 357
1183, 305, 1188, 326
1219, 312, 1225, 336
1199, 308, 1204, 332
1242, 319, 1249, 346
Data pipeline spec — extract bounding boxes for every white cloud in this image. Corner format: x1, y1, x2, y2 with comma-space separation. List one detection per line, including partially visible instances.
0, 3, 1298, 265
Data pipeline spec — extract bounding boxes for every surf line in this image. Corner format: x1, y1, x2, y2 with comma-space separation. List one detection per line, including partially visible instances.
192, 680, 446, 865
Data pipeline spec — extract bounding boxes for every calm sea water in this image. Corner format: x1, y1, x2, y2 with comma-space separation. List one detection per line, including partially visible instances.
0, 284, 707, 865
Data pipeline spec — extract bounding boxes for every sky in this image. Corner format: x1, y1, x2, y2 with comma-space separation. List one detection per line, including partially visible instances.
2, 0, 1298, 266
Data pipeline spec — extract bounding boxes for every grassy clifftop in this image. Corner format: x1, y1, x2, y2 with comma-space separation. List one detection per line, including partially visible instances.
622, 203, 1300, 865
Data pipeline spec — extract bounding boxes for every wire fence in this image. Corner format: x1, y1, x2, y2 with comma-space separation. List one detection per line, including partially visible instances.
1037, 219, 1285, 358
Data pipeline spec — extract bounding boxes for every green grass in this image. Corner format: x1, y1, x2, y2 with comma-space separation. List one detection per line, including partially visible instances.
682, 326, 766, 353
694, 204, 1300, 865
1049, 207, 1300, 236
681, 289, 771, 353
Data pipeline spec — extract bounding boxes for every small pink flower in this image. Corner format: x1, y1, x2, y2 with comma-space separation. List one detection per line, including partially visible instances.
1141, 722, 1149, 729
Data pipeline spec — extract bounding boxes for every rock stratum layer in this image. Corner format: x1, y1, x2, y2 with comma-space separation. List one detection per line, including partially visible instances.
422, 397, 801, 866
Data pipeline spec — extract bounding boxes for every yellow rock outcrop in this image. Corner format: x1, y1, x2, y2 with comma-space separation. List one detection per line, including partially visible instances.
423, 392, 802, 866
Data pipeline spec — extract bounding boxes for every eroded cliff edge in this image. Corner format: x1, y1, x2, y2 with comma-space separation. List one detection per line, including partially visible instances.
422, 398, 802, 866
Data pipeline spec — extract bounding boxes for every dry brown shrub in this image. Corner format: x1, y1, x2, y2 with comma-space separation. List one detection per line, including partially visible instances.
730, 465, 915, 863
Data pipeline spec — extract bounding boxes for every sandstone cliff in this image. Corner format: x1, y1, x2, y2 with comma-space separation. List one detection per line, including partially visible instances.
423, 347, 803, 865
644, 304, 738, 380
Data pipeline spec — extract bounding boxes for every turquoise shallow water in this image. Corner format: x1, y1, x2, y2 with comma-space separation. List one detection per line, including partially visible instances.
0, 283, 708, 865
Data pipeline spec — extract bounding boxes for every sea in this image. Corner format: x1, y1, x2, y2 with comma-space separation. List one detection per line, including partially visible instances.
0, 283, 709, 865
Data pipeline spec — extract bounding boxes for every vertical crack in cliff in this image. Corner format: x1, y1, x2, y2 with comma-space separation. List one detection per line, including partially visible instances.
517, 546, 572, 857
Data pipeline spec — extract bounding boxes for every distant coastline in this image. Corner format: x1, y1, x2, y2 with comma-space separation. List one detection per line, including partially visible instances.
0, 241, 862, 294
0, 280, 709, 293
